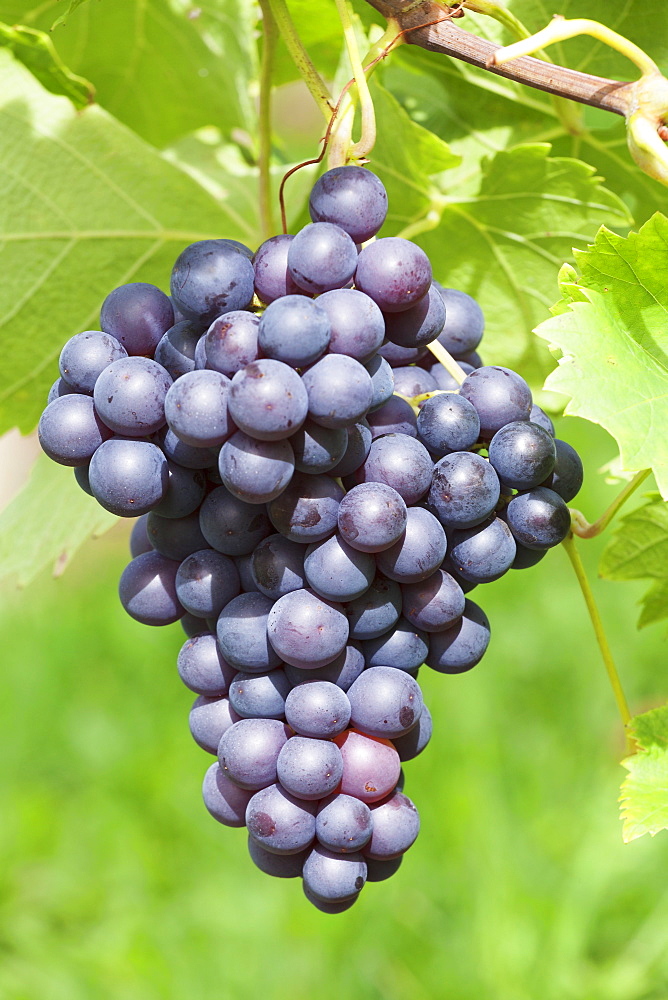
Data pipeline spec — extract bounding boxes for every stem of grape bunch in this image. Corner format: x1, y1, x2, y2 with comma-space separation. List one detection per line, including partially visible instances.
265, 0, 334, 122
561, 534, 635, 754
258, 0, 279, 240
570, 470, 652, 540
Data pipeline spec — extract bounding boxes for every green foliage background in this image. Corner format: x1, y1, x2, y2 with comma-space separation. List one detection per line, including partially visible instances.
0, 0, 667, 995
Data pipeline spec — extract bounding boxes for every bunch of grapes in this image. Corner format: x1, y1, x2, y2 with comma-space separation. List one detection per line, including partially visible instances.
37, 166, 583, 912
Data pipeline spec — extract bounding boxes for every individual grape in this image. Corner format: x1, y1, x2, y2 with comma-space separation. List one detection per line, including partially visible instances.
100, 282, 174, 356
222, 238, 254, 260
253, 234, 303, 304
363, 618, 429, 672
364, 354, 394, 412
234, 553, 259, 592
216, 592, 282, 672
246, 783, 317, 854
328, 420, 372, 478
417, 393, 481, 457
338, 482, 407, 554
365, 856, 403, 882
367, 396, 417, 440
402, 569, 465, 632
303, 845, 367, 901
382, 283, 446, 348
511, 542, 548, 570
316, 289, 385, 362
301, 354, 373, 429
529, 403, 555, 437
267, 588, 349, 668
205, 311, 261, 376
379, 341, 428, 367
364, 791, 420, 859
425, 599, 490, 673
391, 366, 438, 399
170, 240, 255, 325
146, 511, 207, 562
93, 356, 172, 437
304, 534, 375, 602
347, 665, 423, 740
505, 486, 571, 549
334, 729, 401, 803
428, 451, 501, 528
376, 507, 447, 583
267, 473, 343, 543
433, 285, 484, 356
38, 394, 112, 467
392, 704, 432, 761
309, 165, 388, 243
47, 377, 78, 404
251, 534, 306, 599
258, 296, 331, 368
218, 718, 291, 790
448, 517, 517, 584
284, 681, 351, 739
459, 350, 483, 369
59, 330, 127, 393
158, 427, 219, 470
228, 360, 308, 441
345, 576, 402, 641
315, 794, 373, 853
177, 633, 236, 696
276, 736, 343, 800
175, 549, 241, 619
189, 695, 241, 754
291, 420, 347, 475
118, 550, 183, 626
247, 838, 308, 878
427, 360, 475, 391
194, 334, 209, 370
303, 884, 359, 913
154, 321, 201, 379
130, 513, 153, 557
459, 366, 532, 437
164, 370, 235, 448
73, 463, 93, 496
283, 643, 365, 691
488, 421, 556, 490
549, 439, 584, 502
89, 438, 167, 516
202, 763, 253, 828
199, 485, 272, 555
219, 431, 295, 504
357, 434, 433, 505
152, 461, 206, 519
229, 668, 291, 720
355, 238, 431, 313
287, 222, 358, 295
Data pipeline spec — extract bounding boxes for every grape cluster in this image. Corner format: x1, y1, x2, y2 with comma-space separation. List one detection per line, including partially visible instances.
37, 165, 583, 913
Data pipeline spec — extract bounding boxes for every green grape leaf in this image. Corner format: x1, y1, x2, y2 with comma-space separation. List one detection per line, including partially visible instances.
0, 453, 118, 586
600, 498, 668, 628
620, 706, 668, 842
0, 49, 260, 435
0, 0, 256, 146
0, 19, 93, 107
534, 215, 668, 497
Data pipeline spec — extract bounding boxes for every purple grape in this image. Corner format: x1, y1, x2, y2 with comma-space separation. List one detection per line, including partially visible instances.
427, 360, 474, 391
347, 665, 423, 739
152, 461, 206, 519
425, 598, 490, 672
246, 783, 317, 854
530, 403, 555, 436
205, 311, 261, 376
448, 516, 516, 584
283, 643, 365, 691
47, 378, 78, 404
304, 533, 375, 602
291, 420, 348, 475
216, 592, 282, 672
175, 549, 241, 619
392, 704, 432, 761
365, 354, 395, 412
59, 330, 127, 393
202, 762, 252, 827
170, 240, 255, 325
303, 884, 359, 912
228, 360, 308, 441
512, 542, 548, 570
338, 482, 407, 554
402, 569, 465, 632
488, 421, 556, 490
376, 506, 447, 583
316, 794, 373, 853
276, 736, 343, 800
317, 288, 384, 363
229, 668, 291, 720
158, 427, 219, 470
218, 718, 291, 790
363, 618, 429, 672
505, 486, 571, 549
267, 473, 343, 544
129, 513, 152, 557
391, 366, 438, 399
357, 434, 433, 505
164, 370, 235, 448
284, 681, 351, 739
383, 283, 445, 348
93, 356, 172, 437
153, 321, 201, 379
379, 342, 428, 366
258, 296, 331, 367
251, 534, 306, 599
303, 844, 366, 900
219, 431, 295, 504
428, 451, 501, 528
89, 438, 167, 516
252, 234, 303, 304
365, 856, 403, 882
100, 282, 174, 356
73, 462, 93, 496
199, 485, 272, 555
287, 222, 358, 295
364, 791, 419, 859
146, 511, 207, 562
177, 633, 236, 696
234, 553, 259, 592
335, 730, 401, 802
189, 694, 240, 753
247, 837, 308, 878
433, 285, 484, 356
118, 550, 183, 626
355, 238, 431, 313
417, 393, 481, 457
459, 366, 532, 438
301, 354, 373, 429
267, 588, 349, 668
345, 576, 402, 641
38, 394, 112, 467
367, 396, 417, 439
328, 420, 372, 478
309, 166, 388, 243
549, 439, 584, 502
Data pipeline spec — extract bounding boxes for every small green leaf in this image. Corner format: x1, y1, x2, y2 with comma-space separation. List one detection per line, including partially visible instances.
0, 20, 93, 107
535, 215, 668, 497
0, 454, 118, 586
620, 706, 668, 842
600, 498, 668, 628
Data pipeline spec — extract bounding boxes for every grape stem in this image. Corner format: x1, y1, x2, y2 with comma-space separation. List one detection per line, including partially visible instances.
561, 533, 635, 754
426, 339, 468, 384
333, 0, 376, 161
258, 0, 278, 241
265, 0, 334, 122
570, 469, 651, 539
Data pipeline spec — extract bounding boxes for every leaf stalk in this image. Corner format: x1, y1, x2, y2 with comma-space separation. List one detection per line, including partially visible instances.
570, 470, 652, 540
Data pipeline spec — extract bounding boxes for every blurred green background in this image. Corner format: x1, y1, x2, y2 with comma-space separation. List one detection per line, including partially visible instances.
1, 415, 666, 1000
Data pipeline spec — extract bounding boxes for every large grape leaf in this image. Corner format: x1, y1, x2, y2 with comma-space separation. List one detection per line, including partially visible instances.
0, 453, 118, 586
600, 498, 668, 628
534, 216, 668, 497
620, 706, 668, 842
0, 49, 261, 436
0, 0, 256, 147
